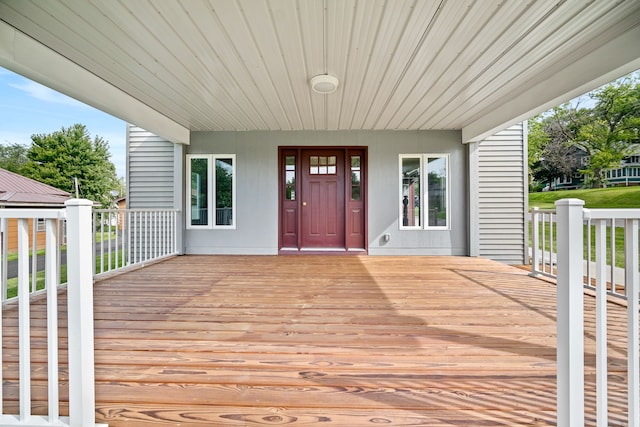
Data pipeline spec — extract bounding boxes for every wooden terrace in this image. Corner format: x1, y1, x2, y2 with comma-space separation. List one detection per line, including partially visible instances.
1, 255, 632, 426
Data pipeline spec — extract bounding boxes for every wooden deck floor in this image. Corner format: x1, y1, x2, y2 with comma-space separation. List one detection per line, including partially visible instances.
1, 255, 632, 426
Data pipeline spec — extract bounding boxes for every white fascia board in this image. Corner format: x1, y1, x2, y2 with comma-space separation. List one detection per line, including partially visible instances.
462, 24, 640, 143
0, 21, 190, 145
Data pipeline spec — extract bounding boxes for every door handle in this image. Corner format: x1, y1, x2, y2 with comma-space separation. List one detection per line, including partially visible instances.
302, 202, 307, 206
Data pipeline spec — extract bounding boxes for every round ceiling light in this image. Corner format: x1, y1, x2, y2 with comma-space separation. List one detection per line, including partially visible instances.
310, 74, 339, 94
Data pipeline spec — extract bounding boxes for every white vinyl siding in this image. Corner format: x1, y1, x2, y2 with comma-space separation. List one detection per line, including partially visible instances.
127, 125, 175, 209
473, 123, 527, 264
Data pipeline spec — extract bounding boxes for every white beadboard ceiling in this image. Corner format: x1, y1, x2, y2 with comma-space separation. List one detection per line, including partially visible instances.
1, 0, 639, 143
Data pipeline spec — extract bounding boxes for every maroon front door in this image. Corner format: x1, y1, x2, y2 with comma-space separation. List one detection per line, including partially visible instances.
300, 149, 345, 248
279, 147, 366, 252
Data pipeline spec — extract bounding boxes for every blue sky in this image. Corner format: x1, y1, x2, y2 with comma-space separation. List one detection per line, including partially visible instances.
0, 67, 126, 178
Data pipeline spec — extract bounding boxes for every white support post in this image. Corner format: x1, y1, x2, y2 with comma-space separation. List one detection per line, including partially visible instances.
555, 198, 585, 427
531, 207, 539, 274
65, 199, 99, 427
625, 219, 639, 427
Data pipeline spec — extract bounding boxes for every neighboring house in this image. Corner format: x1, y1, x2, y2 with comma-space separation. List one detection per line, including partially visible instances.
550, 147, 640, 190
115, 196, 126, 211
0, 168, 70, 252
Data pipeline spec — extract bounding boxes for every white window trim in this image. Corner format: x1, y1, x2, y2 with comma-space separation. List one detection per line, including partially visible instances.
399, 153, 450, 231
186, 154, 236, 230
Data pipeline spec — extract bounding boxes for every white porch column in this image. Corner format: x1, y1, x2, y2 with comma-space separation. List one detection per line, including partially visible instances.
555, 198, 585, 426
65, 199, 100, 427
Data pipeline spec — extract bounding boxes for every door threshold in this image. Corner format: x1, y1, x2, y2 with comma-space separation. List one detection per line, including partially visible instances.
301, 247, 345, 252
279, 247, 367, 255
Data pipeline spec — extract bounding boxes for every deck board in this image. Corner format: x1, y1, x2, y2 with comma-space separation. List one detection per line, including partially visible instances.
0, 255, 633, 426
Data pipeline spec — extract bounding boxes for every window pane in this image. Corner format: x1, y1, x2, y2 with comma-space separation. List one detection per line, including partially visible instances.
351, 155, 361, 200
285, 156, 296, 200
401, 157, 420, 227
216, 158, 233, 226
190, 158, 208, 226
427, 156, 447, 227
352, 170, 360, 186
351, 185, 360, 200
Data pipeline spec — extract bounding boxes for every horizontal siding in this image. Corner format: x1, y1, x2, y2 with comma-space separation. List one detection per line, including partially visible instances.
477, 123, 526, 264
128, 125, 175, 209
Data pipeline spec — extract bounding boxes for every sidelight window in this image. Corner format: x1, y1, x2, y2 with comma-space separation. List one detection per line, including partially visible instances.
399, 154, 449, 230
187, 154, 236, 229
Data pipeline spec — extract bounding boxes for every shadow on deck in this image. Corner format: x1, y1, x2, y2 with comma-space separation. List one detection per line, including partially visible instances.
1, 256, 631, 426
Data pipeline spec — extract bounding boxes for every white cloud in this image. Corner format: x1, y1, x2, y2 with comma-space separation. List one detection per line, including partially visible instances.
9, 80, 87, 108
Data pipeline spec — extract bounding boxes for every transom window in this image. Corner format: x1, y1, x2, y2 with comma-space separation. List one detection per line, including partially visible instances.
187, 154, 236, 229
399, 154, 449, 230
310, 156, 337, 175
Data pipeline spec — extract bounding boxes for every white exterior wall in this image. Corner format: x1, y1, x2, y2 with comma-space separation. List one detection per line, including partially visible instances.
185, 130, 468, 255
469, 123, 528, 264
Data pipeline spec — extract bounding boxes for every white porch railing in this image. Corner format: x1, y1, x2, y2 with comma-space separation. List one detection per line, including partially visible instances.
531, 199, 640, 426
92, 208, 179, 277
0, 200, 106, 427
0, 204, 179, 426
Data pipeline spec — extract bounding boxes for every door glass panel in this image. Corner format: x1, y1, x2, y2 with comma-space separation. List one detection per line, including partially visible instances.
328, 156, 336, 174
319, 156, 327, 174
401, 157, 420, 227
310, 155, 337, 175
285, 156, 296, 200
427, 156, 447, 227
190, 158, 208, 226
351, 155, 361, 200
215, 157, 233, 226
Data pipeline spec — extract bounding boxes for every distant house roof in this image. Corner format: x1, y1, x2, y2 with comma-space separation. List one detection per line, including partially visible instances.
0, 168, 71, 207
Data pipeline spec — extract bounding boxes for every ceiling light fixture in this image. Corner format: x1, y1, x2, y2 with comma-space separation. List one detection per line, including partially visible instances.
310, 74, 339, 94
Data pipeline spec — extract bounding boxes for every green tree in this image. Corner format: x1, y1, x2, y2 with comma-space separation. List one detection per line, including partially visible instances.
21, 124, 119, 206
0, 142, 29, 173
574, 78, 640, 187
528, 72, 640, 190
529, 105, 589, 189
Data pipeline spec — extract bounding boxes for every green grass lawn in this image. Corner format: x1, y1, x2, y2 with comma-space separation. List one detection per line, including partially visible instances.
529, 186, 640, 209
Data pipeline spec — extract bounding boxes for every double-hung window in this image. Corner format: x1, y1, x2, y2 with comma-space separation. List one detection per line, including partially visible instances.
399, 154, 449, 230
187, 154, 236, 229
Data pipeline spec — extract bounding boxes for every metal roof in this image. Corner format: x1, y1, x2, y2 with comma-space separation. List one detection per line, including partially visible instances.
0, 168, 70, 206
1, 0, 639, 143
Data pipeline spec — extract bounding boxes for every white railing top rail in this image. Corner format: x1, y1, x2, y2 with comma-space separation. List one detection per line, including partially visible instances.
0, 208, 66, 219
532, 206, 640, 219
530, 206, 556, 213
583, 208, 640, 219
93, 208, 179, 213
